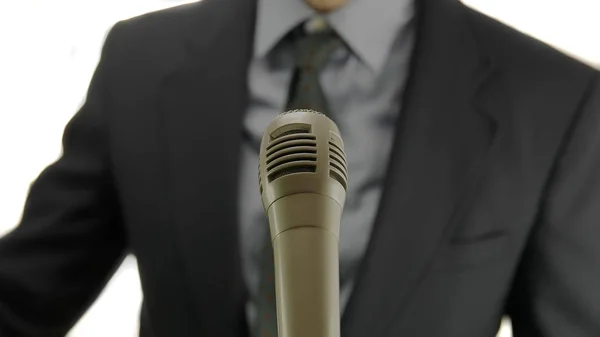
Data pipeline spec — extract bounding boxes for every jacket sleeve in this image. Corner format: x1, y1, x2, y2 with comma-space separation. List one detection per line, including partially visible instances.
509, 72, 600, 336
0, 22, 128, 336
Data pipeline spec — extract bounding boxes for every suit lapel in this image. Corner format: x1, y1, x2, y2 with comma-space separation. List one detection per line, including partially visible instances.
157, 0, 256, 334
342, 0, 498, 336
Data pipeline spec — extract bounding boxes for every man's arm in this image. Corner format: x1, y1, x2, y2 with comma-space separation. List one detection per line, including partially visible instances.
509, 72, 600, 336
0, 23, 127, 336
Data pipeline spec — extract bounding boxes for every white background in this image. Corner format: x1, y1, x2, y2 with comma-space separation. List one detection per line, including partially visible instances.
0, 0, 598, 336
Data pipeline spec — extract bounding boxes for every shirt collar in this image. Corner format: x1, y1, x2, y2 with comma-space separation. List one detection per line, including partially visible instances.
253, 0, 415, 73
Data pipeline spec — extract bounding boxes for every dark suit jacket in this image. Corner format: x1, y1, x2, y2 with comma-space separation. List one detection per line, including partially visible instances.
1, 0, 599, 336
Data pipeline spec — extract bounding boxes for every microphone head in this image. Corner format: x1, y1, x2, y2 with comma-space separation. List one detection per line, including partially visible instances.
258, 109, 348, 213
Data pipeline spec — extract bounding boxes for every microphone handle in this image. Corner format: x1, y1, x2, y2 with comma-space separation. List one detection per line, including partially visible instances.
269, 193, 341, 337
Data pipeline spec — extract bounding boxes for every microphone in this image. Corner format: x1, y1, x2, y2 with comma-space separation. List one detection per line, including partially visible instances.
258, 109, 348, 337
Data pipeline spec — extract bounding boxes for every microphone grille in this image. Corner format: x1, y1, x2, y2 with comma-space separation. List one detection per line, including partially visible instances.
258, 109, 348, 208
328, 132, 348, 191
279, 109, 325, 117
259, 122, 318, 192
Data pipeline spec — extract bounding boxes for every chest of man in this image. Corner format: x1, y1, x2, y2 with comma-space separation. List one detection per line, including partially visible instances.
100, 1, 570, 335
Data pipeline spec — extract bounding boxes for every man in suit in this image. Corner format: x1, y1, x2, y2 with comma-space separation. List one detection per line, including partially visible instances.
1, 0, 599, 336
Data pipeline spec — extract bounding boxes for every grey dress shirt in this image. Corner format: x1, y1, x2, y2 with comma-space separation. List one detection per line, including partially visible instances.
238, 0, 416, 329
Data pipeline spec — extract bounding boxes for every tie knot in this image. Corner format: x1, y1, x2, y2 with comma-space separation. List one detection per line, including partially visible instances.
292, 27, 343, 70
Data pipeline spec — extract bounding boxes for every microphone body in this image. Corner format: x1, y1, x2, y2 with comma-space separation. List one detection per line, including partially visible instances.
258, 110, 348, 337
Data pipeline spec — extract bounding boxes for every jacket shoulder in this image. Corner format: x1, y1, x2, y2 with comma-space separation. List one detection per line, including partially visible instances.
96, 0, 240, 79
463, 6, 597, 88
111, 0, 222, 44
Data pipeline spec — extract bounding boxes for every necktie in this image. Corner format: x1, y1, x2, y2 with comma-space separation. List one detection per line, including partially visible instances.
253, 23, 343, 337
